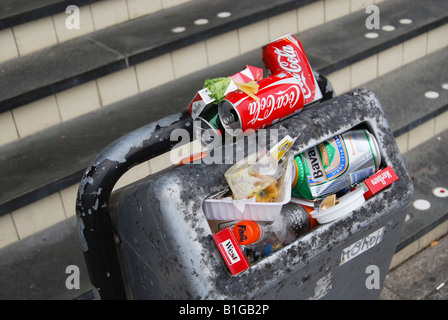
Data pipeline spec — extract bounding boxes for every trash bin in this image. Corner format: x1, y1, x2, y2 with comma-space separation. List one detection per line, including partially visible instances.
77, 88, 413, 300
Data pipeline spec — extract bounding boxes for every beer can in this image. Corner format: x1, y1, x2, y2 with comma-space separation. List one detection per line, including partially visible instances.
218, 72, 304, 136
262, 34, 323, 106
292, 129, 381, 200
193, 104, 224, 148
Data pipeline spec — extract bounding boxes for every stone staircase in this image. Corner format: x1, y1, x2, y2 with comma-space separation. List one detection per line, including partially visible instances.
0, 0, 447, 299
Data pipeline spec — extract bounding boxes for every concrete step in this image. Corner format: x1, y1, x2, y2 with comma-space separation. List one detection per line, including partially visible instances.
0, 0, 191, 62
0, 0, 328, 143
388, 128, 448, 269
0, 0, 100, 30
360, 46, 448, 154
2, 0, 447, 145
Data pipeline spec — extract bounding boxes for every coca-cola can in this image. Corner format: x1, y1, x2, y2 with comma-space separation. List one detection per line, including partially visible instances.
262, 34, 323, 106
218, 72, 304, 135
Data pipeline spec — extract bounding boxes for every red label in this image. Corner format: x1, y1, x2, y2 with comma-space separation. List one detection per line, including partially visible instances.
230, 65, 264, 84
213, 227, 250, 276
262, 34, 322, 105
187, 88, 215, 119
363, 166, 398, 199
224, 72, 304, 132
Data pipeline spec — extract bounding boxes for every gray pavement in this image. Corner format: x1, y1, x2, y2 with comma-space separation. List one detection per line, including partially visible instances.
380, 233, 448, 300
0, 217, 92, 300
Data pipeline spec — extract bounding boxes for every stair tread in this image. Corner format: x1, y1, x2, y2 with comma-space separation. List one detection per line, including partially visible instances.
0, 0, 99, 30
0, 0, 317, 111
88, 0, 310, 66
0, 37, 125, 112
300, 0, 448, 74
360, 47, 448, 137
2, 0, 447, 112
397, 129, 448, 251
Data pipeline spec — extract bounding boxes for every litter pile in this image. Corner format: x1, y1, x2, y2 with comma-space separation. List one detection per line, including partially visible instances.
184, 34, 399, 276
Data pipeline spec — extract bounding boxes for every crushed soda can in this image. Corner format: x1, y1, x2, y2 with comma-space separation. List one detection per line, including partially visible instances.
262, 34, 323, 106
291, 129, 381, 200
218, 72, 304, 135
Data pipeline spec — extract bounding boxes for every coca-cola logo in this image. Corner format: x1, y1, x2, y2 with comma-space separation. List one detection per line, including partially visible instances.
274, 45, 312, 99
275, 45, 302, 73
247, 85, 301, 125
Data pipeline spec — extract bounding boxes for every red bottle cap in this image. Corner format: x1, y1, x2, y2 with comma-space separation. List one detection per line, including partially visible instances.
233, 221, 261, 245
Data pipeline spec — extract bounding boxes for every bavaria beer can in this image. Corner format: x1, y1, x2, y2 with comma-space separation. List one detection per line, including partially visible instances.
292, 129, 381, 200
262, 34, 323, 106
218, 72, 304, 136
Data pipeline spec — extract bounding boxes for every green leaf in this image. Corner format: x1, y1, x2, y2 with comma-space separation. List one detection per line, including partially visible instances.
203, 77, 231, 103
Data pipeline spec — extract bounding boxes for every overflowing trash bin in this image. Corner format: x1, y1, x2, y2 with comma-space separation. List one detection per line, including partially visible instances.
76, 35, 413, 300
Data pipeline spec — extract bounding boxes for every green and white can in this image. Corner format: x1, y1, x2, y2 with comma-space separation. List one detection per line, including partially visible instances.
193, 104, 224, 148
292, 129, 381, 200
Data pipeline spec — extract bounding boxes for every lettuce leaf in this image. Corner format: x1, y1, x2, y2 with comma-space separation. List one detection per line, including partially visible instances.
203, 77, 231, 103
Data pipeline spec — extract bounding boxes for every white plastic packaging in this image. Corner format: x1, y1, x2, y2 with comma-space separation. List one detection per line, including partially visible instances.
309, 188, 365, 224
203, 156, 293, 221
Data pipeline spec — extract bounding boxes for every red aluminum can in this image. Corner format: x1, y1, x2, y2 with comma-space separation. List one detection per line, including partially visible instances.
262, 34, 322, 106
218, 72, 304, 135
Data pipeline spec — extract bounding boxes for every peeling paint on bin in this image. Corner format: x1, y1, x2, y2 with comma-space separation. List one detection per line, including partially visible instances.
76, 111, 193, 299
91, 113, 183, 166
105, 89, 413, 299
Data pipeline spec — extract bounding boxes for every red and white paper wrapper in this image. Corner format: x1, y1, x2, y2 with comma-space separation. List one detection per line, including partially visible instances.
361, 166, 399, 199
212, 227, 250, 276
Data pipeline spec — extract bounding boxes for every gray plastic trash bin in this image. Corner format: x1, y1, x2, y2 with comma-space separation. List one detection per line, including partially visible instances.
77, 88, 413, 300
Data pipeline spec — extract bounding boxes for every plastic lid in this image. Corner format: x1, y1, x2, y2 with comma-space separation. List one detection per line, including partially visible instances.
310, 188, 365, 224
233, 221, 261, 245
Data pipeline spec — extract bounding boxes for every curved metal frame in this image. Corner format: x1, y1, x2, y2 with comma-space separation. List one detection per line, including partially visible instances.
76, 111, 193, 299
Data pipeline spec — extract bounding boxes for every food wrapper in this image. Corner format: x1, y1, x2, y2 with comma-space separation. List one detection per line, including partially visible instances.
213, 227, 250, 276
224, 135, 296, 201
224, 150, 281, 201
203, 136, 296, 221
203, 155, 293, 221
